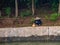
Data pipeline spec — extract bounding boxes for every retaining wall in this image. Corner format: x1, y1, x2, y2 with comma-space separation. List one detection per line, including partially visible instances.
0, 26, 60, 37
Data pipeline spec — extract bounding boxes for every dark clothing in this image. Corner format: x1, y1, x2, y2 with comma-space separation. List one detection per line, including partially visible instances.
34, 19, 42, 26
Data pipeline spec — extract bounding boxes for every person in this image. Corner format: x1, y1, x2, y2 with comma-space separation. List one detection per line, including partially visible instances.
34, 17, 42, 26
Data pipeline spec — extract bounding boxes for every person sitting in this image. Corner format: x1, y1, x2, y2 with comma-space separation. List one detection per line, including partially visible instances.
34, 17, 42, 26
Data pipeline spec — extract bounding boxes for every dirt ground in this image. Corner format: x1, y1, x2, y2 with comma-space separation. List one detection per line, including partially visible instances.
0, 15, 60, 28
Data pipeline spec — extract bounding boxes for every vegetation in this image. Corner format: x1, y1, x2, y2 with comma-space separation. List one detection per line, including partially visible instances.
0, 0, 59, 17
0, 0, 60, 27
5, 7, 11, 17
20, 10, 32, 18
50, 0, 58, 12
50, 13, 58, 21
31, 17, 35, 24
45, 13, 58, 21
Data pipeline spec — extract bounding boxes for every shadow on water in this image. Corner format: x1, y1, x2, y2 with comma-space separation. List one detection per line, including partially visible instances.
0, 35, 60, 45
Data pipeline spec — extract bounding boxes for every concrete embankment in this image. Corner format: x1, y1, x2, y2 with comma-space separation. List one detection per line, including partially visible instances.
0, 26, 60, 42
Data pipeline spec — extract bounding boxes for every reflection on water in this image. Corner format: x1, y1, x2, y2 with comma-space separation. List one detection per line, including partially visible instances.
0, 42, 60, 45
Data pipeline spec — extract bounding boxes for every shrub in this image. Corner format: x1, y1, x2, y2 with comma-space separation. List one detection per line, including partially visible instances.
45, 16, 49, 20
45, 13, 58, 21
49, 13, 58, 21
5, 7, 11, 17
58, 14, 60, 16
31, 18, 35, 24
20, 10, 32, 18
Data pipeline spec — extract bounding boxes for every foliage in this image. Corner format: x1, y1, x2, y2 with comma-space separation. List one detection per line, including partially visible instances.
51, 0, 58, 12
45, 16, 49, 20
31, 18, 35, 24
0, 0, 59, 18
49, 13, 58, 21
45, 13, 58, 21
27, 0, 31, 8
58, 13, 60, 16
5, 7, 11, 17
20, 10, 32, 18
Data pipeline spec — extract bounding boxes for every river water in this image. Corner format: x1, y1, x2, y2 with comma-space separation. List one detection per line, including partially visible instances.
0, 42, 60, 45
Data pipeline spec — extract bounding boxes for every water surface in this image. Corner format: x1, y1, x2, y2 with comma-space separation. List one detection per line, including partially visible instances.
0, 42, 60, 45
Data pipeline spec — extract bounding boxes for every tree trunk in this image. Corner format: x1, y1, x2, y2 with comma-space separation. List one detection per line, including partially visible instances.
58, 0, 60, 14
32, 0, 34, 15
0, 11, 1, 17
15, 0, 18, 17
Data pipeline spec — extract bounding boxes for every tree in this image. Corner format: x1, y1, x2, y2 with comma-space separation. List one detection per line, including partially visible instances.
32, 0, 34, 15
0, 0, 3, 17
15, 0, 18, 17
0, 10, 1, 17
58, 0, 60, 14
